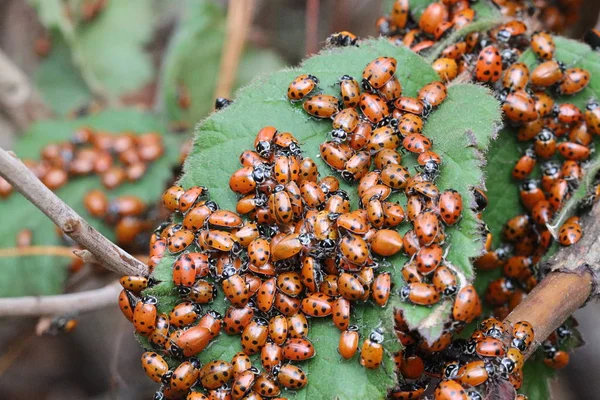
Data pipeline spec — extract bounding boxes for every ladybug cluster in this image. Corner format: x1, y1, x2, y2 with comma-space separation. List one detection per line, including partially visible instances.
390, 316, 535, 400
0, 127, 165, 249
373, 0, 581, 57
118, 125, 413, 399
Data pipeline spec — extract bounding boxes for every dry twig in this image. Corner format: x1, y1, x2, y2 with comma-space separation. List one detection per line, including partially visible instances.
214, 0, 256, 99
0, 148, 148, 277
0, 280, 120, 316
504, 200, 600, 360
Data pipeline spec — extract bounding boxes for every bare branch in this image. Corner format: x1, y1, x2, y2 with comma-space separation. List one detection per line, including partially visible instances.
504, 200, 600, 360
0, 280, 121, 317
0, 148, 148, 277
214, 0, 256, 100
305, 0, 320, 55
0, 49, 52, 130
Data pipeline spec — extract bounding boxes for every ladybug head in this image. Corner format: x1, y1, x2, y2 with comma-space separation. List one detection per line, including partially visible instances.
160, 371, 173, 386
188, 357, 201, 368
330, 128, 347, 143
142, 295, 158, 305
443, 361, 459, 379
587, 98, 600, 110
520, 179, 538, 192
369, 327, 385, 343
466, 389, 483, 400
511, 337, 528, 353
214, 97, 233, 110
153, 390, 166, 400
207, 309, 223, 320
307, 74, 319, 84
255, 141, 272, 158
176, 286, 191, 297
339, 74, 353, 82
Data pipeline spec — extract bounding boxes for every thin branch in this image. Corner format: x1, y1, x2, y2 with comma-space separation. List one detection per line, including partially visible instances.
0, 245, 77, 259
505, 271, 592, 359
0, 49, 52, 130
504, 200, 600, 360
305, 0, 320, 55
0, 280, 121, 317
0, 148, 148, 277
214, 0, 256, 100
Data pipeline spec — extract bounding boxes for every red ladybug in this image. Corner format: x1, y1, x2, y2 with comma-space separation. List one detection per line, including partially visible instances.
475, 46, 503, 83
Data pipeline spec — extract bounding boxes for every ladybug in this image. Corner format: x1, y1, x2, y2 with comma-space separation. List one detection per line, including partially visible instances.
485, 276, 516, 305
512, 149, 536, 180
379, 76, 403, 102
531, 31, 555, 60
456, 360, 491, 387
395, 96, 430, 117
303, 94, 340, 118
349, 122, 373, 150
502, 90, 538, 123
418, 81, 447, 107
320, 141, 352, 171
277, 271, 304, 297
555, 103, 582, 125
370, 229, 403, 257
534, 91, 555, 117
170, 358, 201, 392
371, 272, 391, 307
403, 134, 432, 153
231, 367, 259, 399
557, 142, 590, 161
559, 68, 590, 95
453, 285, 482, 323
531, 60, 564, 87
534, 128, 557, 159
83, 189, 108, 218
432, 57, 458, 82
339, 326, 360, 359
222, 273, 251, 307
118, 289, 137, 322
162, 185, 184, 212
268, 188, 294, 224
276, 364, 308, 390
241, 318, 269, 355
287, 74, 319, 101
401, 282, 440, 305
398, 114, 424, 137
248, 237, 271, 268
337, 271, 366, 300
502, 62, 530, 91
141, 352, 169, 383
325, 31, 358, 47
339, 75, 360, 108
332, 108, 360, 134
400, 354, 425, 379
223, 304, 254, 334
383, 201, 405, 227
199, 359, 233, 390
366, 126, 400, 152
287, 312, 309, 338
231, 351, 252, 376
389, 383, 426, 400
169, 301, 202, 327
432, 265, 457, 296
178, 186, 209, 213
475, 337, 506, 357
441, 41, 467, 60
438, 190, 462, 225
544, 346, 570, 369
343, 151, 371, 181
253, 373, 281, 397
230, 166, 257, 194
413, 211, 440, 246
548, 178, 570, 211
148, 313, 170, 346
119, 275, 149, 294
208, 210, 243, 229
282, 337, 315, 361
360, 328, 385, 369
519, 179, 546, 211
434, 379, 468, 400
530, 200, 552, 226
268, 315, 288, 345
586, 100, 600, 135
362, 56, 397, 90
558, 216, 582, 246
475, 46, 503, 83
415, 244, 443, 274
260, 342, 283, 372
402, 229, 421, 257
301, 292, 333, 317
133, 296, 157, 336
419, 2, 449, 35
359, 93, 390, 123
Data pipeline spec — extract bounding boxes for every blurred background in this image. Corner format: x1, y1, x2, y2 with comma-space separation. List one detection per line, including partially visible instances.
0, 0, 599, 399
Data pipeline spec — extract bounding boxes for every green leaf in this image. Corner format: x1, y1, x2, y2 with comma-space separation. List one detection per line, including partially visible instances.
159, 0, 286, 126
0, 110, 178, 297
481, 36, 600, 400
35, 32, 92, 115
145, 36, 501, 399
30, 0, 155, 107
397, 83, 501, 341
